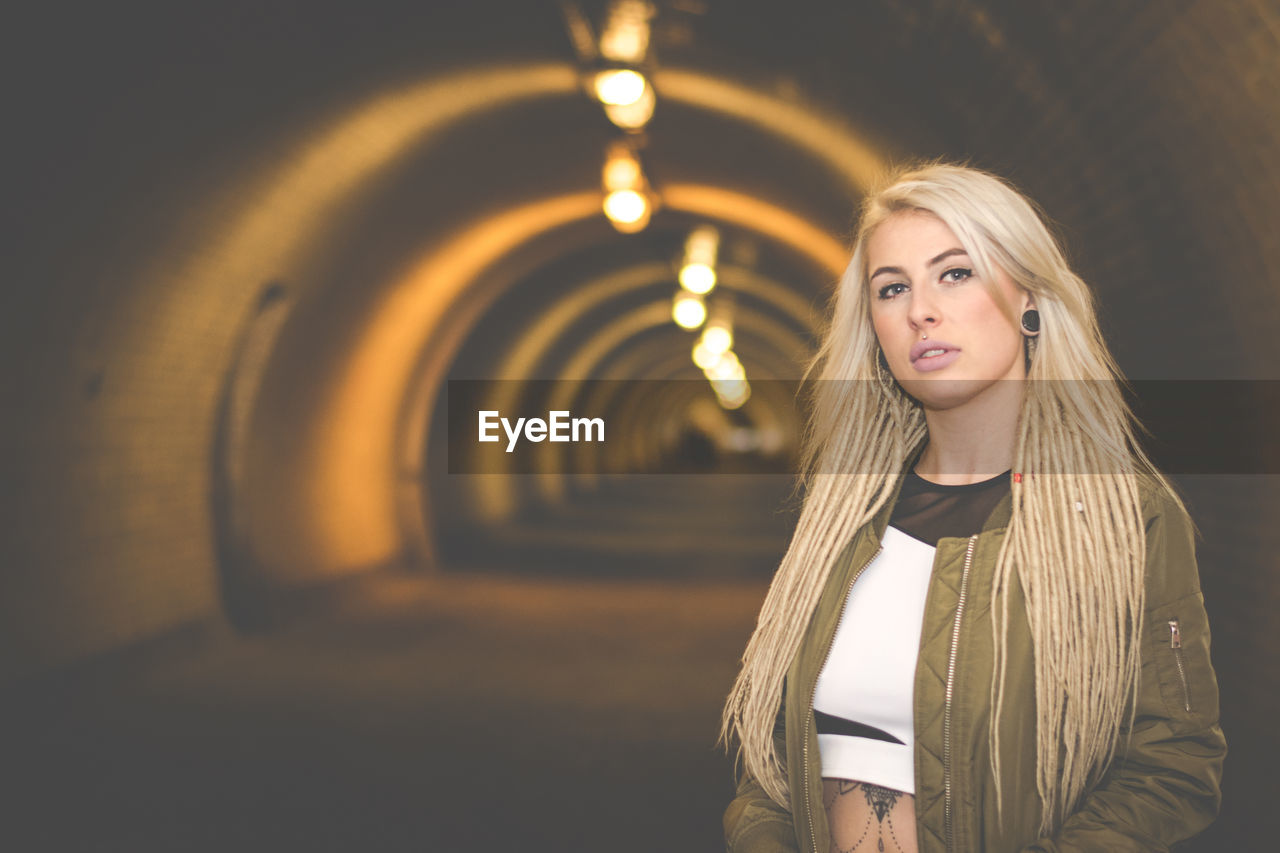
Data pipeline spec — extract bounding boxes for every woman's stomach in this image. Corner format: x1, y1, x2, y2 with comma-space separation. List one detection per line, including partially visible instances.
822, 778, 918, 853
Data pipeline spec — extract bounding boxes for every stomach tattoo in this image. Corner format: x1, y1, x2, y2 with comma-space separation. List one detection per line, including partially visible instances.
821, 779, 918, 853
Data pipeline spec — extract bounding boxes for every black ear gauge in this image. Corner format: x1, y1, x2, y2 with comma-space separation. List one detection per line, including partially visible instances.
1021, 309, 1040, 334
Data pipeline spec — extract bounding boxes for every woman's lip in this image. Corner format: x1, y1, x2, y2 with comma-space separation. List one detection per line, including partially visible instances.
911, 349, 961, 372
910, 339, 960, 362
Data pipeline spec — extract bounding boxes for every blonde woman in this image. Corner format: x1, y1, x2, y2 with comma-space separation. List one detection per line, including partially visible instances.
720, 162, 1226, 852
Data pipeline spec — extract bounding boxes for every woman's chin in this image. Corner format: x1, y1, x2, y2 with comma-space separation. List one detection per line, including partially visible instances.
900, 377, 996, 411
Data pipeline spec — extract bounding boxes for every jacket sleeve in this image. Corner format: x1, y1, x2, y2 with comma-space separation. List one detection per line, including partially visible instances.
724, 702, 801, 852
1021, 490, 1227, 852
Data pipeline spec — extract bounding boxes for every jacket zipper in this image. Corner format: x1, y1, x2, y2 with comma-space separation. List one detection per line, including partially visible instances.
803, 543, 882, 853
1168, 619, 1192, 712
943, 534, 979, 853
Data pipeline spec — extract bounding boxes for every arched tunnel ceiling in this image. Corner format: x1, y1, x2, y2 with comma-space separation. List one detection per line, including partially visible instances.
6, 0, 1273, 380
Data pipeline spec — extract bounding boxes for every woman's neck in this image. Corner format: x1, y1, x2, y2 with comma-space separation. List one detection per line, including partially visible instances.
914, 381, 1024, 485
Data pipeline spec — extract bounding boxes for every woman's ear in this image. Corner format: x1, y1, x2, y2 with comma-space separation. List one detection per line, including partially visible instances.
1020, 294, 1041, 336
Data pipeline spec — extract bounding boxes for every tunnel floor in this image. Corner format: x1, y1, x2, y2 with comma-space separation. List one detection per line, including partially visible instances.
5, 567, 1248, 851
5, 572, 764, 852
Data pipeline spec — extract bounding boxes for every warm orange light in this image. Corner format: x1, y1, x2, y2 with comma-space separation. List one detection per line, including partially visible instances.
691, 340, 719, 369
662, 186, 848, 274
678, 262, 716, 294
185, 57, 886, 573
604, 189, 650, 232
602, 156, 641, 191
700, 323, 733, 354
599, 0, 653, 64
713, 377, 750, 409
679, 224, 719, 293
704, 350, 743, 381
684, 224, 719, 265
601, 141, 652, 233
603, 82, 656, 131
672, 292, 706, 329
594, 69, 647, 106
325, 192, 599, 552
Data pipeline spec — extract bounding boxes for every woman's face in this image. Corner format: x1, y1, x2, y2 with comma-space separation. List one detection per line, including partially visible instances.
866, 209, 1033, 411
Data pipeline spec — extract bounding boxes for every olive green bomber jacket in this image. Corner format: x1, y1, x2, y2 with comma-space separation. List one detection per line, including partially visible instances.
724, 454, 1227, 853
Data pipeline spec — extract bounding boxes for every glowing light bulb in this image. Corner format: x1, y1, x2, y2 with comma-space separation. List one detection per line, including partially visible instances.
603, 83, 655, 130
692, 341, 720, 369
599, 0, 654, 64
603, 157, 641, 191
700, 324, 732, 354
603, 189, 647, 224
594, 69, 647, 106
672, 293, 706, 329
705, 351, 743, 380
679, 262, 716, 294
717, 383, 750, 409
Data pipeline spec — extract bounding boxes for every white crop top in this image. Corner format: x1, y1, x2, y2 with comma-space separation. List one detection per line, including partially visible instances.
811, 524, 936, 794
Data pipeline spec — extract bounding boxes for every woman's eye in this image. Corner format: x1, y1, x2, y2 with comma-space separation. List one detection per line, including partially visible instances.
877, 283, 907, 300
942, 267, 973, 283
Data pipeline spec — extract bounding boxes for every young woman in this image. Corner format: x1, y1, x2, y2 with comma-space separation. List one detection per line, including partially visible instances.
720, 162, 1226, 852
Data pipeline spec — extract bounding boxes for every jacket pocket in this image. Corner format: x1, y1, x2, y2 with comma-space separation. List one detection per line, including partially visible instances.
1148, 592, 1219, 726
1166, 617, 1192, 712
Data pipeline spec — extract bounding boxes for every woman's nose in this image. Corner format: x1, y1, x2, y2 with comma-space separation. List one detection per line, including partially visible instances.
907, 286, 940, 330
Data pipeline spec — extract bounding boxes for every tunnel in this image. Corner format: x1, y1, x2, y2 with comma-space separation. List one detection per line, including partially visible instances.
2, 1, 1276, 850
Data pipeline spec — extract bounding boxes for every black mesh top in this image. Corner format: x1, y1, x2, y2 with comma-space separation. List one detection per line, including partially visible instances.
888, 468, 1012, 547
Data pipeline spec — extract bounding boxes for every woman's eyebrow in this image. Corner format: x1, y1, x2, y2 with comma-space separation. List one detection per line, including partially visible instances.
869, 247, 970, 281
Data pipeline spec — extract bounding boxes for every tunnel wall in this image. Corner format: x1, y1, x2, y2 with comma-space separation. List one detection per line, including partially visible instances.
3, 203, 238, 685
0, 19, 424, 684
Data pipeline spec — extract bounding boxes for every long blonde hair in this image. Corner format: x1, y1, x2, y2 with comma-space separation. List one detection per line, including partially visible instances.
719, 159, 1188, 835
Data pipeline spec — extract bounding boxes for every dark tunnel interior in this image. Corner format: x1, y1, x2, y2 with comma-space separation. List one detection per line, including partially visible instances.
2, 1, 1278, 850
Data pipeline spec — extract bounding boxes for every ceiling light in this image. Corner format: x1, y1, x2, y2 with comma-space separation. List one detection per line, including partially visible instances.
594, 69, 647, 106
678, 262, 716, 294
672, 292, 706, 329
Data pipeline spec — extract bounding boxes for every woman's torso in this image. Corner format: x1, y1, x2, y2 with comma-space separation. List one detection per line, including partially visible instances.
813, 525, 935, 853
805, 467, 1014, 853
771, 461, 1215, 853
